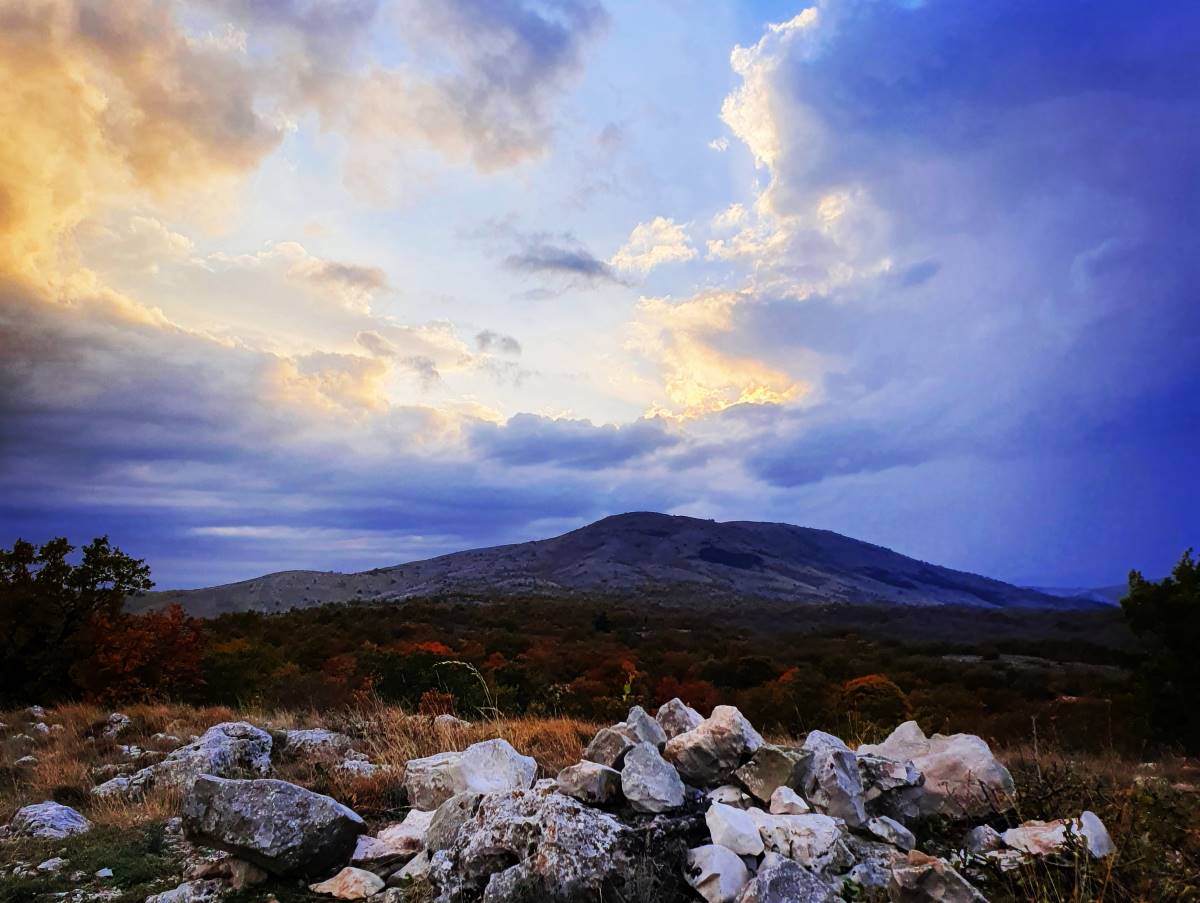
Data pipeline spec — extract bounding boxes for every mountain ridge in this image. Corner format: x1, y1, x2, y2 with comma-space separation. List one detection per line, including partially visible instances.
136, 512, 1103, 617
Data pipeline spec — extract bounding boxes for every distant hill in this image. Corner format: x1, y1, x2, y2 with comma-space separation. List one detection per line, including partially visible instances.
1028, 584, 1127, 606
135, 512, 1103, 617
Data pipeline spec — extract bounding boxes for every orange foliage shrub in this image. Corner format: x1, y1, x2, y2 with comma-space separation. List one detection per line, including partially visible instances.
72, 605, 206, 703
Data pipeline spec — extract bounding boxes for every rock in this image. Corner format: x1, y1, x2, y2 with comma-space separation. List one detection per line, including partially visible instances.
859, 753, 923, 810
26, 705, 46, 720
747, 810, 848, 873
37, 857, 67, 872
962, 825, 1003, 854
867, 815, 917, 851
801, 730, 867, 828
685, 844, 751, 903
709, 785, 754, 809
768, 786, 810, 815
14, 755, 37, 768
657, 698, 704, 740
95, 867, 113, 878
145, 879, 224, 903
280, 728, 355, 763
49, 723, 64, 734
859, 722, 1014, 820
94, 721, 272, 797
624, 705, 668, 746
434, 714, 471, 731
150, 732, 183, 747
10, 801, 92, 839
844, 834, 907, 889
621, 742, 685, 813
30, 722, 50, 736
664, 706, 764, 787
427, 792, 482, 852
734, 856, 838, 903
583, 726, 636, 768
377, 808, 435, 857
430, 788, 632, 902
186, 856, 269, 890
404, 739, 536, 810
734, 744, 806, 804
388, 850, 432, 887
103, 713, 131, 737
336, 752, 386, 779
706, 802, 764, 856
888, 851, 986, 902
557, 760, 623, 805
1002, 810, 1113, 858
182, 775, 365, 878
310, 866, 385, 899
352, 835, 416, 876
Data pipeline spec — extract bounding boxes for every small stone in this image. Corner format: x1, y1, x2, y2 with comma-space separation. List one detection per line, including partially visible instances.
387, 851, 431, 887
583, 726, 636, 768
866, 815, 916, 851
624, 705, 668, 746
556, 760, 623, 805
1002, 810, 1114, 859
709, 785, 754, 809
309, 866, 385, 899
962, 825, 1003, 853
376, 808, 435, 855
37, 857, 67, 872
30, 722, 50, 736
621, 742, 685, 813
656, 698, 704, 739
734, 745, 806, 804
768, 786, 810, 815
686, 844, 751, 903
145, 879, 224, 903
747, 810, 848, 873
706, 802, 765, 856
95, 867, 113, 878
734, 856, 838, 903
103, 713, 132, 737
888, 850, 986, 902
14, 755, 38, 768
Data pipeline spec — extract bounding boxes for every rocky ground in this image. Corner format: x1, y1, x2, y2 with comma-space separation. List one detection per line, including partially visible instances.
1, 702, 1197, 902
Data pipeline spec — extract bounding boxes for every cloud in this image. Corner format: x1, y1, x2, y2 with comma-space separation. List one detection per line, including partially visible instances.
476, 330, 522, 355
610, 217, 697, 274
470, 413, 678, 468
504, 235, 625, 288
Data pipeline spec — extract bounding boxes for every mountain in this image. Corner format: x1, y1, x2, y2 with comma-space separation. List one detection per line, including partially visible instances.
1028, 584, 1127, 606
135, 512, 1101, 618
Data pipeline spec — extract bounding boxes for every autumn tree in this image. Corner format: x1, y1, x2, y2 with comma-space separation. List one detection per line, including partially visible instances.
0, 536, 153, 703
72, 605, 206, 703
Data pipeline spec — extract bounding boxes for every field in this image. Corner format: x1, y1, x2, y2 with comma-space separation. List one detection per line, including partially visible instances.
2, 700, 1198, 903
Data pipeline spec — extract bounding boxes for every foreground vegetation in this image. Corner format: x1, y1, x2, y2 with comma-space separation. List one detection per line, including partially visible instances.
1, 701, 1198, 902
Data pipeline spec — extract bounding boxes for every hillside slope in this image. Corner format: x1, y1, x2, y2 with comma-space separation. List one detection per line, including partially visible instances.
138, 512, 1094, 616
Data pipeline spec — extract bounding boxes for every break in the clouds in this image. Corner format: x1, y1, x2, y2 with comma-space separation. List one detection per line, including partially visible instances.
1, 0, 1197, 590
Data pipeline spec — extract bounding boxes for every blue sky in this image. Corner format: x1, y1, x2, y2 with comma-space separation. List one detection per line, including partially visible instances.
1, 0, 1197, 589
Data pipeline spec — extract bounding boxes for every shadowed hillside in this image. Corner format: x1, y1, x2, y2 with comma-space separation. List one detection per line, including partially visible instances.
137, 513, 1097, 617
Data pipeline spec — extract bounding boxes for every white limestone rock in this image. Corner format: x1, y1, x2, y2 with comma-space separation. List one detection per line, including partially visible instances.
801, 730, 867, 828
734, 856, 838, 903
404, 738, 536, 810
768, 786, 810, 815
621, 742, 685, 813
656, 698, 704, 739
685, 844, 751, 903
1002, 810, 1113, 858
10, 802, 92, 839
664, 706, 764, 787
556, 760, 622, 805
888, 851, 987, 902
310, 866, 385, 899
866, 815, 916, 851
746, 809, 848, 873
705, 802, 765, 856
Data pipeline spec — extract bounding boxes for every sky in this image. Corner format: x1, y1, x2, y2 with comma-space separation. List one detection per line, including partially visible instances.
1, 0, 1197, 590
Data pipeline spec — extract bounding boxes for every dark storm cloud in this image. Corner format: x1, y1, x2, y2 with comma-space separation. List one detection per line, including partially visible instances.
470, 414, 678, 469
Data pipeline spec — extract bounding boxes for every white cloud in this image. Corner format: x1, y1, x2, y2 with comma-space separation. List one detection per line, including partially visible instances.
610, 217, 697, 274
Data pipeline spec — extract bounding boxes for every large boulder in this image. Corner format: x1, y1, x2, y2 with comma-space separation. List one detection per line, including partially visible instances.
685, 844, 751, 903
800, 731, 867, 828
858, 722, 1014, 820
182, 775, 365, 878
557, 761, 622, 805
734, 744, 806, 804
429, 787, 632, 902
657, 698, 704, 740
705, 802, 764, 856
734, 856, 838, 903
9, 801, 92, 839
664, 706, 763, 787
621, 742, 685, 813
404, 738, 536, 810
887, 851, 986, 902
746, 810, 849, 873
94, 722, 271, 797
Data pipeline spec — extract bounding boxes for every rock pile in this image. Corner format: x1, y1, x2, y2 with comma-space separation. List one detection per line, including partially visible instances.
0, 705, 1115, 903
